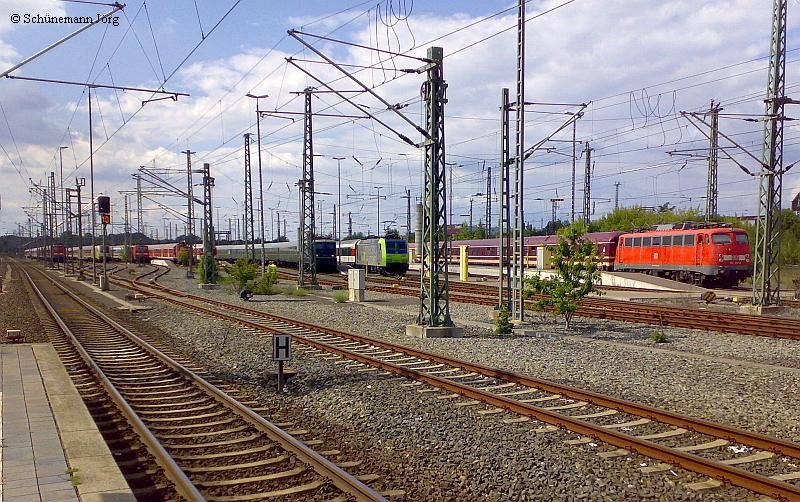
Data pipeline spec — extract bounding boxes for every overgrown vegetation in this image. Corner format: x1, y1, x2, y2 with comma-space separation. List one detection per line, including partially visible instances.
494, 306, 512, 334
177, 249, 191, 267
196, 255, 218, 284
650, 330, 668, 343
524, 224, 602, 330
333, 290, 349, 303
227, 258, 258, 290
118, 245, 131, 263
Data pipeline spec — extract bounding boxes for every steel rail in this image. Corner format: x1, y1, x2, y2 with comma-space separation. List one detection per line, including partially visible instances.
286, 271, 800, 340
31, 265, 385, 502
115, 271, 800, 501
24, 268, 205, 501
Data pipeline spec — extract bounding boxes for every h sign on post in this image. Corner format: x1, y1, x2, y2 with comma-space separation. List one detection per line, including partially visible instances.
272, 334, 291, 392
272, 334, 291, 361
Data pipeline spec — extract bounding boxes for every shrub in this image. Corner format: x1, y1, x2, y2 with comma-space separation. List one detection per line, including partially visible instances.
177, 249, 191, 266
227, 258, 258, 290
651, 330, 668, 343
333, 290, 348, 303
196, 256, 219, 284
495, 306, 512, 334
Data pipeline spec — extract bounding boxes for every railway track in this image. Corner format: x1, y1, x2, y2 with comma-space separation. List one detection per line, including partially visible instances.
108, 264, 800, 500
22, 263, 386, 501
285, 271, 800, 340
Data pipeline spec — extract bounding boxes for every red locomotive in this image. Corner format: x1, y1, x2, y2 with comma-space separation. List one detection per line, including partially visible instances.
410, 222, 751, 287
131, 245, 150, 264
614, 223, 751, 287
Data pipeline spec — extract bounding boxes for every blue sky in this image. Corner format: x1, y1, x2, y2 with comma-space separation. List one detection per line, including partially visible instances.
1, 0, 800, 239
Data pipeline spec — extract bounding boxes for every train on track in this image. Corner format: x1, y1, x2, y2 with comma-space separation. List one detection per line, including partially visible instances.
411, 222, 752, 287
24, 221, 748, 286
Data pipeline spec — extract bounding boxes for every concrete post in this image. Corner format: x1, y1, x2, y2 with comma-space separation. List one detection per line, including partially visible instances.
459, 245, 469, 282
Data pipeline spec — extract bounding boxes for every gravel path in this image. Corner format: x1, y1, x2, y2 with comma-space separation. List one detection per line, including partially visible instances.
0, 258, 49, 342
130, 265, 799, 500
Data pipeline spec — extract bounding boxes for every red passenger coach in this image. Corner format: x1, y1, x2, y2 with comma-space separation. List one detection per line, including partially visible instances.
615, 223, 752, 287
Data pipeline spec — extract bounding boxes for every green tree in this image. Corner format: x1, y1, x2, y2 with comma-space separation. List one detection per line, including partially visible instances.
119, 245, 131, 263
198, 254, 218, 284
227, 258, 258, 290
495, 306, 512, 334
177, 249, 191, 266
524, 224, 602, 330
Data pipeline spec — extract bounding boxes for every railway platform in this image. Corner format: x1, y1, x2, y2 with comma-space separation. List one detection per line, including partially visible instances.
1, 344, 134, 502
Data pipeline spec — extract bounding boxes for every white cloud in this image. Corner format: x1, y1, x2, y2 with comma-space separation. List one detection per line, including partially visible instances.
2, 0, 800, 238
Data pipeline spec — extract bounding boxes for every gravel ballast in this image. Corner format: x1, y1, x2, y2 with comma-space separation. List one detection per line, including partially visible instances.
106, 264, 799, 500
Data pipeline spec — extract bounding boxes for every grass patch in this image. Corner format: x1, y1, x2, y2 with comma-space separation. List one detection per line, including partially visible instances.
650, 330, 668, 343
494, 306, 512, 334
66, 467, 81, 487
332, 290, 349, 303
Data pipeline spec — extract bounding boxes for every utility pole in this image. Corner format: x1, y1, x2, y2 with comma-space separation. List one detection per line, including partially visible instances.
246, 93, 269, 274
58, 146, 69, 236
181, 150, 196, 278
485, 163, 491, 238
417, 46, 453, 329
201, 163, 216, 284
333, 156, 346, 264
511, 0, 526, 322
614, 182, 621, 210
75, 178, 85, 279
550, 198, 564, 228
571, 120, 577, 222
243, 134, 255, 261
133, 174, 143, 235
754, 0, 791, 307
348, 212, 352, 238
49, 172, 56, 269
582, 142, 592, 225
706, 101, 720, 221
401, 188, 412, 242
124, 194, 130, 263
498, 87, 512, 311
372, 186, 386, 237
469, 198, 474, 231
298, 87, 317, 287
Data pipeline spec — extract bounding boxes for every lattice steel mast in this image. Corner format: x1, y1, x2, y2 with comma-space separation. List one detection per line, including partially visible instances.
754, 0, 789, 307
298, 87, 317, 287
511, 0, 526, 322
498, 87, 512, 310
582, 142, 592, 224
243, 133, 255, 261
417, 46, 452, 327
706, 101, 721, 221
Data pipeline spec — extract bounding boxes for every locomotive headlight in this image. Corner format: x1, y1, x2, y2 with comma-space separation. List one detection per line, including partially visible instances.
719, 254, 724, 261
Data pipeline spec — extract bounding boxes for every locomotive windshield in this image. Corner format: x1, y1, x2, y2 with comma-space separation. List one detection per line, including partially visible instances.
316, 241, 336, 256
711, 234, 732, 244
735, 233, 749, 244
385, 240, 408, 254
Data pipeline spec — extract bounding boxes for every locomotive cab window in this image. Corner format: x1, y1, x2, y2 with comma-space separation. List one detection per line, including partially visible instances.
685, 235, 695, 246
711, 234, 732, 244
735, 233, 749, 244
642, 237, 652, 247
663, 236, 673, 246
651, 236, 661, 246
632, 237, 642, 247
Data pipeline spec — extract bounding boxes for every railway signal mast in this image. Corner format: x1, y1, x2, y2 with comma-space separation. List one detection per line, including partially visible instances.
754, 0, 794, 307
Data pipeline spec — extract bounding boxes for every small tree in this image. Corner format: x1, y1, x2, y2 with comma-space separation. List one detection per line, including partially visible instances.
227, 258, 258, 290
197, 254, 218, 284
119, 245, 131, 263
495, 306, 512, 334
177, 249, 191, 266
524, 224, 602, 330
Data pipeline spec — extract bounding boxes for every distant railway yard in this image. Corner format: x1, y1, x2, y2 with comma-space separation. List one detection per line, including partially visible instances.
2, 255, 799, 501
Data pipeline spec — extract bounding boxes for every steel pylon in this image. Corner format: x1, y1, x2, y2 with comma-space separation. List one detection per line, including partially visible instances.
753, 0, 788, 307
243, 133, 255, 261
298, 88, 317, 286
417, 46, 452, 327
